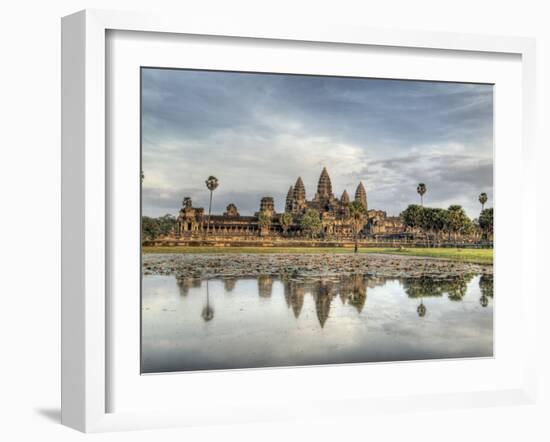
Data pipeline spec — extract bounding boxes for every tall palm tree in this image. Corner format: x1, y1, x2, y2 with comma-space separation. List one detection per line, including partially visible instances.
417, 183, 427, 206
204, 176, 219, 237
479, 294, 489, 308
348, 201, 368, 253
417, 301, 427, 317
201, 280, 214, 321
279, 212, 293, 236
478, 192, 488, 212
258, 212, 272, 237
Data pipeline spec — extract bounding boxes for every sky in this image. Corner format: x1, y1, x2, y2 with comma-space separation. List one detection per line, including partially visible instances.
141, 68, 493, 219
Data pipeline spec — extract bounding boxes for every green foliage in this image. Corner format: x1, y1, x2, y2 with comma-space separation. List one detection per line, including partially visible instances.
258, 212, 272, 228
141, 214, 176, 240
349, 200, 368, 216
478, 208, 493, 235
403, 274, 474, 301
158, 214, 177, 236
401, 204, 475, 238
300, 209, 322, 238
348, 201, 368, 252
479, 192, 488, 206
419, 207, 448, 233
279, 212, 293, 233
205, 175, 219, 192
479, 274, 493, 298
461, 217, 476, 236
400, 204, 424, 229
430, 208, 449, 233
142, 216, 160, 240
417, 183, 427, 205
402, 276, 446, 298
348, 201, 368, 233
446, 205, 471, 235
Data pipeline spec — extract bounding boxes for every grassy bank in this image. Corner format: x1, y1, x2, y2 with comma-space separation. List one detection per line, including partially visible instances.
142, 246, 493, 264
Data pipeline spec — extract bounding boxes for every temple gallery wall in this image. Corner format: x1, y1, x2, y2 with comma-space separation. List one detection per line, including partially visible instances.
142, 167, 491, 247
173, 168, 410, 242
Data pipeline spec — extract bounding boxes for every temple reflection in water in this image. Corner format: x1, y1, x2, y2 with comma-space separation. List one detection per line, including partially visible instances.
176, 276, 201, 296
260, 275, 370, 327
144, 273, 493, 372
173, 273, 493, 327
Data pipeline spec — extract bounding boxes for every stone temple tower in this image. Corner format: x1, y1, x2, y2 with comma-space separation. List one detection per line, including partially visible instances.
294, 177, 306, 201
292, 177, 307, 212
285, 186, 294, 213
259, 197, 275, 217
340, 189, 350, 216
316, 167, 334, 201
313, 167, 339, 212
355, 182, 367, 207
340, 190, 350, 205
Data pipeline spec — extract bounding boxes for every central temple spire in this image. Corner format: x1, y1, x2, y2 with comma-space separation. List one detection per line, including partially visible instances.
355, 181, 367, 208
317, 167, 333, 199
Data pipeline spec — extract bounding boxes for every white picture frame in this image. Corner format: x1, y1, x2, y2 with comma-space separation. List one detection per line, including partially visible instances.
61, 9, 537, 433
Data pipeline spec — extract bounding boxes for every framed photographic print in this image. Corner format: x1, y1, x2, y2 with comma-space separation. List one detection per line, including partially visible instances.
140, 68, 495, 373
61, 9, 537, 432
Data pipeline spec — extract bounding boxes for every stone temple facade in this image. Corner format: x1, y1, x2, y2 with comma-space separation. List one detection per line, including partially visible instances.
176, 167, 404, 239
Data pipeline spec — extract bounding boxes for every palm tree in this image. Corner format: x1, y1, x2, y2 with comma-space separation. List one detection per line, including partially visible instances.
479, 295, 489, 308
258, 212, 272, 237
279, 212, 293, 236
478, 208, 493, 240
300, 209, 322, 238
417, 183, 427, 206
348, 201, 368, 253
201, 280, 214, 321
204, 176, 219, 237
478, 192, 488, 212
447, 205, 470, 241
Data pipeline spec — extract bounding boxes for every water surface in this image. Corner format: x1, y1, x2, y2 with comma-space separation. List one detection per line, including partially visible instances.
142, 274, 493, 373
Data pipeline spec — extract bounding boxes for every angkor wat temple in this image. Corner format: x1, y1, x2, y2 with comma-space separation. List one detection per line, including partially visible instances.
176, 167, 404, 239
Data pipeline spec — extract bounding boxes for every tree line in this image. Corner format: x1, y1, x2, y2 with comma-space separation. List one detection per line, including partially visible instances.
400, 204, 493, 240
142, 214, 177, 241
402, 183, 493, 241
141, 174, 493, 245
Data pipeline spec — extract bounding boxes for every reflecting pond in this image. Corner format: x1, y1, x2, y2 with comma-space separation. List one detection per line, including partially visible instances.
141, 274, 493, 373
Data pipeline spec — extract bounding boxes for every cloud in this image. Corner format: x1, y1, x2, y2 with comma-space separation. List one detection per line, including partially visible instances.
362, 143, 493, 217
141, 69, 493, 219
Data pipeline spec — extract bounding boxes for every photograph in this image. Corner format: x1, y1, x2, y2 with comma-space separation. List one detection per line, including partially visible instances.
140, 68, 494, 373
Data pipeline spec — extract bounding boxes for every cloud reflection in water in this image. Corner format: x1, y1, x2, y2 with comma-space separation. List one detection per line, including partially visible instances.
142, 274, 493, 373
